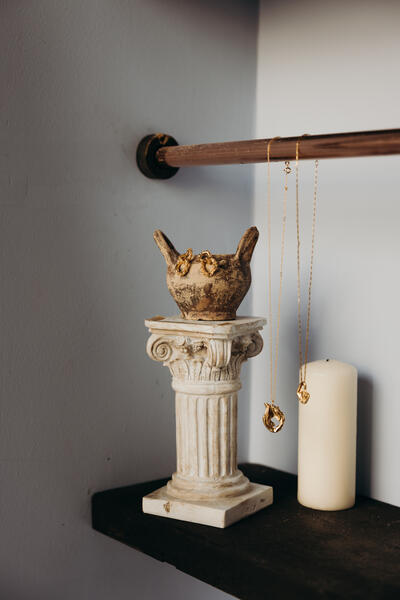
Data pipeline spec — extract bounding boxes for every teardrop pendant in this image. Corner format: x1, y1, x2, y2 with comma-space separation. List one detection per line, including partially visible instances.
297, 380, 310, 404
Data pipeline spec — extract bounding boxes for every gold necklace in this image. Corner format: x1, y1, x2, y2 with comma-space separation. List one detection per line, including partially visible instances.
262, 138, 288, 433
295, 136, 319, 404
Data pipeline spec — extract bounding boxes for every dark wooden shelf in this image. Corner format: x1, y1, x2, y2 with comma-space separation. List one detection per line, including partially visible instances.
92, 464, 400, 599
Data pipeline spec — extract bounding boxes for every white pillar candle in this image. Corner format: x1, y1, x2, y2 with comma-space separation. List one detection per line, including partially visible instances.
298, 359, 357, 511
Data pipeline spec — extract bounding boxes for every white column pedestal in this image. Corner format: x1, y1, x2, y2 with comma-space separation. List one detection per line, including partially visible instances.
143, 316, 272, 528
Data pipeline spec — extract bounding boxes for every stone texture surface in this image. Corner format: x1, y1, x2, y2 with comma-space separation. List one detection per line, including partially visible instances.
143, 316, 270, 527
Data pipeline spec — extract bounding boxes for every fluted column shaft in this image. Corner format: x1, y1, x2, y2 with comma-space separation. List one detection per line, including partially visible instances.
175, 392, 237, 478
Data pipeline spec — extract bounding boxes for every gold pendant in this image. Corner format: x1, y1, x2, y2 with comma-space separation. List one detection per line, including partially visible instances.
297, 381, 310, 404
262, 403, 285, 433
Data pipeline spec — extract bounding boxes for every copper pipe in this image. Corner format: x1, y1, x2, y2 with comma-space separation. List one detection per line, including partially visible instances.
136, 129, 400, 179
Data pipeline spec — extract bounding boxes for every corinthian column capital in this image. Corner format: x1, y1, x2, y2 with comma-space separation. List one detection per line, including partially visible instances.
146, 316, 265, 382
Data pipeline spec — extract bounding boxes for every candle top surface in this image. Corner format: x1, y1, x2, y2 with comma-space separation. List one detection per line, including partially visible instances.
302, 359, 357, 377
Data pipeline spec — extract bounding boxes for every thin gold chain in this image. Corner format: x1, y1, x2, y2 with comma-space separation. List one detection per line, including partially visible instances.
303, 159, 318, 382
266, 138, 289, 405
266, 139, 274, 404
274, 162, 290, 403
295, 136, 318, 391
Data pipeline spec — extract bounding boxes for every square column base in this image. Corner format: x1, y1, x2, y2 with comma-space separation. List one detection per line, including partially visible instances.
142, 483, 273, 528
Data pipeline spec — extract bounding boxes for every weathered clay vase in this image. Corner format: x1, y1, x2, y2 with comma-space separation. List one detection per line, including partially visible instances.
153, 227, 259, 320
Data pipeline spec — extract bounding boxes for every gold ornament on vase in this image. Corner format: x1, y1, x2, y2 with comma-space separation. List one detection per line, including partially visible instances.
199, 250, 219, 277
175, 248, 194, 276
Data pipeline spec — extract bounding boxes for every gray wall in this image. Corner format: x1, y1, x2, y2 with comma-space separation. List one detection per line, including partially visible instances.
0, 1, 258, 598
3, 1, 399, 597
251, 0, 400, 506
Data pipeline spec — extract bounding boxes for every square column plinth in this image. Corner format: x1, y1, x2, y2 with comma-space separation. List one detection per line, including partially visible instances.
144, 316, 271, 528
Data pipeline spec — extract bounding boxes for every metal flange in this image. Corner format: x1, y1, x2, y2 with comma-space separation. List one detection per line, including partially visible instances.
136, 133, 179, 179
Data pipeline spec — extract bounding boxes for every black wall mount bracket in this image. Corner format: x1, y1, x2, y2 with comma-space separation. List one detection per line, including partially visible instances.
136, 133, 179, 179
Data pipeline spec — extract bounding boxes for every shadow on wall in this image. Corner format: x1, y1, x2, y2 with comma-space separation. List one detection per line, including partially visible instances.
357, 376, 373, 497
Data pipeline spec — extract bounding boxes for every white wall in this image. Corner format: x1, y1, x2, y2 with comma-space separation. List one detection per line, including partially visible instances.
0, 1, 258, 598
251, 0, 400, 506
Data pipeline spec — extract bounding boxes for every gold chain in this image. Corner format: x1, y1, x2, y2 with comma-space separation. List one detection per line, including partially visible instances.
263, 137, 287, 433
295, 136, 318, 404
